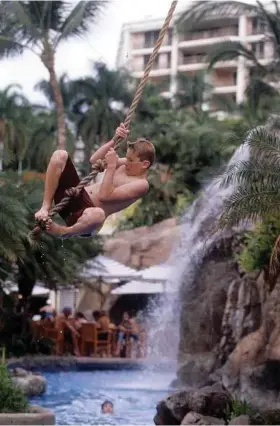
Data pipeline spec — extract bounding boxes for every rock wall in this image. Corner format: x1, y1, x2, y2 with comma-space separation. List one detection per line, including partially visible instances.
104, 218, 179, 268
176, 235, 263, 392
10, 368, 46, 397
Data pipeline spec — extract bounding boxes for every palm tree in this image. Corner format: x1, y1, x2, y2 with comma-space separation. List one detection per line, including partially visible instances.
0, 173, 30, 265
176, 1, 280, 102
216, 115, 280, 279
0, 85, 31, 173
72, 62, 132, 172
0, 1, 108, 150
0, 175, 102, 302
25, 110, 75, 173
175, 71, 212, 112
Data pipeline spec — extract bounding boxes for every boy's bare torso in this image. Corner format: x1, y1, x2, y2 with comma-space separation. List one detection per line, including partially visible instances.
85, 164, 146, 217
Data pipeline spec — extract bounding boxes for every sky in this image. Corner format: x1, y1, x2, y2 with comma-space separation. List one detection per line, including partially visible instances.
0, 0, 189, 103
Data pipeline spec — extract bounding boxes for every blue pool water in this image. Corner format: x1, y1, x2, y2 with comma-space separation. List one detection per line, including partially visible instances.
31, 368, 174, 425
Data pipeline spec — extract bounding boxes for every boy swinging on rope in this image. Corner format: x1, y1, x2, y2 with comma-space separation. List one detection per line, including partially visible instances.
35, 123, 155, 238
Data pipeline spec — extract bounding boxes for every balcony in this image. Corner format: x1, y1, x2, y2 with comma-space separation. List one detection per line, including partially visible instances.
179, 26, 239, 43
212, 85, 237, 94
179, 54, 207, 65
132, 68, 171, 78
131, 29, 172, 51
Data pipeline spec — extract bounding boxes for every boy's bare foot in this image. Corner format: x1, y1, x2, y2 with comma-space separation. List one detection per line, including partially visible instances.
35, 206, 50, 222
45, 219, 67, 237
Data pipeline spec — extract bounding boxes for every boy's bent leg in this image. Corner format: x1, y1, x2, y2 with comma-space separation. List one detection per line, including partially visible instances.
35, 150, 69, 222
45, 207, 105, 238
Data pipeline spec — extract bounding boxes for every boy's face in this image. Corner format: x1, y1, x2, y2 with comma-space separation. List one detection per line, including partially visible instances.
102, 403, 114, 414
125, 148, 149, 176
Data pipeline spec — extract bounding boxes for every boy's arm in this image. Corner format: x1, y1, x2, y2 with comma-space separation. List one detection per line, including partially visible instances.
89, 139, 114, 164
99, 148, 148, 203
89, 123, 129, 164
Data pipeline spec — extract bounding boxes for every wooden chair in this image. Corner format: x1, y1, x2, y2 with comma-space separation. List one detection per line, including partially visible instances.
79, 323, 98, 356
45, 327, 62, 355
97, 330, 112, 357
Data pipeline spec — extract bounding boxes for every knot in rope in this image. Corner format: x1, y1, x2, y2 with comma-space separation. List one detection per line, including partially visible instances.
64, 187, 81, 197
92, 159, 105, 173
35, 219, 47, 230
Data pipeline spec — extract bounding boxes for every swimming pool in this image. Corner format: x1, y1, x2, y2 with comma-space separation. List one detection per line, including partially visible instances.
31, 368, 174, 425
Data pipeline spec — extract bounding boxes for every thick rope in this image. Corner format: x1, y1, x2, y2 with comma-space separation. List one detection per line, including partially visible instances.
114, 0, 178, 149
30, 0, 178, 241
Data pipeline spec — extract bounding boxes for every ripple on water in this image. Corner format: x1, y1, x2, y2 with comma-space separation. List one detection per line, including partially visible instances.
31, 369, 174, 425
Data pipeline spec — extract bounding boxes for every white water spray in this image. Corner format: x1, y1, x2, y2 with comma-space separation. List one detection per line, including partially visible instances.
145, 143, 250, 364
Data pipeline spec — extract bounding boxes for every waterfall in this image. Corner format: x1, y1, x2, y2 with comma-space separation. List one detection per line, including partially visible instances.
145, 143, 250, 364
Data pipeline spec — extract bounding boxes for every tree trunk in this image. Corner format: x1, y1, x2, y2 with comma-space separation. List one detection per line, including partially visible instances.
0, 118, 6, 171
41, 44, 66, 150
18, 160, 22, 175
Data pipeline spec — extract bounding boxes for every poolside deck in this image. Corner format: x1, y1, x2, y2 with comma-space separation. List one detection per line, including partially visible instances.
7, 356, 175, 372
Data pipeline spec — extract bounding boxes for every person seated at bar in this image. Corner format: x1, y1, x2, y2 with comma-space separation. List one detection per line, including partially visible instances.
55, 307, 80, 356
73, 311, 87, 330
114, 311, 138, 357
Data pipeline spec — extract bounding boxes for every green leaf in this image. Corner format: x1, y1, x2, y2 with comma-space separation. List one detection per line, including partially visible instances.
57, 1, 108, 45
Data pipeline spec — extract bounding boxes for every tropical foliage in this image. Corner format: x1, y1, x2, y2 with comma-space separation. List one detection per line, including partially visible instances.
0, 362, 28, 413
0, 1, 108, 149
0, 173, 102, 299
1, 0, 280, 289
176, 0, 280, 112
175, 0, 280, 278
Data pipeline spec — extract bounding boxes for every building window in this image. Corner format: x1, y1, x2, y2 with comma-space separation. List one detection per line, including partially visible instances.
252, 17, 266, 34
144, 30, 160, 48
252, 41, 264, 58
167, 52, 171, 68
233, 71, 237, 85
167, 28, 173, 45
144, 54, 159, 69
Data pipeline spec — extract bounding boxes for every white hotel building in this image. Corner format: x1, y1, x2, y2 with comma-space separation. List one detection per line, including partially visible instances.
116, 8, 274, 107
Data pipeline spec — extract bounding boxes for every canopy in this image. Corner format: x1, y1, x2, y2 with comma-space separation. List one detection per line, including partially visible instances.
5, 284, 49, 297
111, 280, 176, 295
140, 263, 172, 282
80, 255, 141, 281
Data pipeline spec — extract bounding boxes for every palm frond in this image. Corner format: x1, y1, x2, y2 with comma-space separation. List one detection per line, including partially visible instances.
257, 0, 280, 46
219, 187, 280, 229
8, 2, 41, 42
176, 1, 257, 32
24, 1, 65, 32
207, 41, 264, 71
270, 233, 280, 277
220, 159, 280, 190
57, 1, 108, 44
246, 77, 279, 107
245, 126, 280, 162
0, 36, 26, 58
34, 79, 55, 105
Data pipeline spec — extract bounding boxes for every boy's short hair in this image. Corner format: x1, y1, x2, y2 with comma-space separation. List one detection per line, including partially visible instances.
127, 138, 155, 168
101, 400, 113, 409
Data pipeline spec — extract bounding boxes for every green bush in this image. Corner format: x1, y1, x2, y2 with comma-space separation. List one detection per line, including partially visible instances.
237, 215, 280, 272
0, 363, 28, 413
224, 398, 254, 423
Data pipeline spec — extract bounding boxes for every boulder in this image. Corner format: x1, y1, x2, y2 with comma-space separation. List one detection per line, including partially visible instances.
175, 353, 217, 388
229, 415, 250, 425
154, 383, 232, 425
182, 411, 225, 425
260, 409, 280, 425
219, 354, 280, 410
10, 368, 46, 397
104, 217, 179, 268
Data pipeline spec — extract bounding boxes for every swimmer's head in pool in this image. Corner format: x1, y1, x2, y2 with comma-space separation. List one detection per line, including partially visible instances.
101, 400, 114, 414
